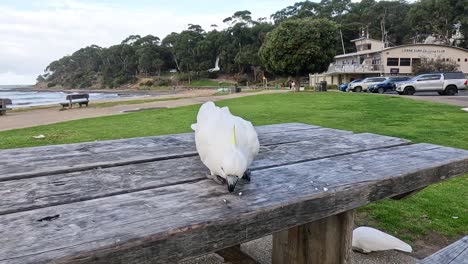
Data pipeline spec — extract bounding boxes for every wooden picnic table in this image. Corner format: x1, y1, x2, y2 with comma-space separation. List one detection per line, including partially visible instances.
0, 123, 467, 264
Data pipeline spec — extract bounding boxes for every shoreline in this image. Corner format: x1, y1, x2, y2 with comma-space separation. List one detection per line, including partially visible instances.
0, 89, 284, 131
2, 86, 264, 110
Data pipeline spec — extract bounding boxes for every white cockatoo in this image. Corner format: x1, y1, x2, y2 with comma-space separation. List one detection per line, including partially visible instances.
352, 227, 413, 253
191, 101, 260, 192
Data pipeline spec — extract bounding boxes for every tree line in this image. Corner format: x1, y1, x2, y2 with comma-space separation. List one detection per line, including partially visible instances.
38, 0, 468, 89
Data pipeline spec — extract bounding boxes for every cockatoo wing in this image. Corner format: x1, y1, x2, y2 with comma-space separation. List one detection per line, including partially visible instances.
352, 227, 412, 253
194, 102, 231, 176
231, 116, 259, 165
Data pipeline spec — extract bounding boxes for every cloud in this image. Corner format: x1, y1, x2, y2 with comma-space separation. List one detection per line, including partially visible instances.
0, 0, 301, 84
0, 0, 234, 84
0, 72, 36, 85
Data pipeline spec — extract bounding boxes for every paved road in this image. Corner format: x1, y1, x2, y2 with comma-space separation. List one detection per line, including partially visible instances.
367, 90, 468, 107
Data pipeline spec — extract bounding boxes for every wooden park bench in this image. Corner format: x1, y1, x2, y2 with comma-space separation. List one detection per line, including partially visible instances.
0, 98, 12, 115
0, 123, 467, 264
417, 236, 467, 264
60, 93, 89, 109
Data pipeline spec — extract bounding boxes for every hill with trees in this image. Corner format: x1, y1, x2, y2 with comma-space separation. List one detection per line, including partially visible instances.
37, 0, 468, 89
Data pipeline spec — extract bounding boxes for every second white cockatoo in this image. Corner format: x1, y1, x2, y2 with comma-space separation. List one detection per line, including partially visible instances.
352, 226, 413, 253
191, 101, 260, 192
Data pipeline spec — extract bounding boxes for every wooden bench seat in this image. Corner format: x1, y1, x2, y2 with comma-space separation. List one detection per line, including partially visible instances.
0, 98, 12, 115
417, 236, 467, 264
60, 94, 89, 108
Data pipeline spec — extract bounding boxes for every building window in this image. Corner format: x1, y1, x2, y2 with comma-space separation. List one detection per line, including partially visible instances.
465, 58, 467, 62
387, 58, 399, 66
367, 44, 372, 50
458, 58, 461, 62
412, 58, 421, 65
400, 58, 411, 66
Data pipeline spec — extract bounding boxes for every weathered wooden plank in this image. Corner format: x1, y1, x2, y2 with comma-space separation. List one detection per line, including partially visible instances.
417, 236, 468, 264
272, 210, 354, 264
1, 144, 467, 264
0, 133, 409, 215
254, 123, 320, 133
216, 245, 260, 264
0, 124, 325, 181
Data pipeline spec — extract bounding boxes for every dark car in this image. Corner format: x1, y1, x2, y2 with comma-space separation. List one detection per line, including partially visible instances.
368, 76, 412, 94
339, 79, 362, 92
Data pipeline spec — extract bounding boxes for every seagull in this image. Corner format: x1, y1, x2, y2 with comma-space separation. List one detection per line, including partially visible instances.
352, 226, 413, 253
208, 56, 220, 72
191, 101, 259, 192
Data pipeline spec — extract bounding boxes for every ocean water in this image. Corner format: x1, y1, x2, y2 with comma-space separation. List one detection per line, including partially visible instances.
0, 86, 121, 108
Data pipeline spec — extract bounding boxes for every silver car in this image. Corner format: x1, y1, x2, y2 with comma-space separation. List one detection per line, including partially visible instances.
395, 72, 467, 95
347, 77, 388, 92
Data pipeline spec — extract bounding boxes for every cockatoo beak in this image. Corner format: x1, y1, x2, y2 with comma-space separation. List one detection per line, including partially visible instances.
227, 175, 239, 193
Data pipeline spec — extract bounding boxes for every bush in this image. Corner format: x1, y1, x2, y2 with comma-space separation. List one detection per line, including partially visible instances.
327, 84, 338, 90
412, 57, 459, 75
47, 82, 57, 88
196, 71, 219, 79
144, 80, 154, 86
176, 73, 192, 82
79, 81, 91, 89
156, 79, 172, 86
236, 73, 249, 86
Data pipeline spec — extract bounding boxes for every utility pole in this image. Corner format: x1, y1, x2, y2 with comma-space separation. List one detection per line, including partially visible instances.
340, 29, 346, 54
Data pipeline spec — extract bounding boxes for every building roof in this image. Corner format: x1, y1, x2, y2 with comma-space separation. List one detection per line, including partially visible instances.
334, 43, 468, 59
334, 50, 380, 59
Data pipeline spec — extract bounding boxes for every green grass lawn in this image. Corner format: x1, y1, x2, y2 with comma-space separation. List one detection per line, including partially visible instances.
92, 97, 185, 108
0, 92, 466, 243
188, 79, 234, 87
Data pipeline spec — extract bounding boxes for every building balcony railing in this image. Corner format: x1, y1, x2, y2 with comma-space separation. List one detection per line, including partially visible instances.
327, 64, 383, 74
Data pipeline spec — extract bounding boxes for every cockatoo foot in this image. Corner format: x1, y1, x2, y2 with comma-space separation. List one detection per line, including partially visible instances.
206, 172, 226, 185
216, 175, 226, 185
243, 169, 251, 182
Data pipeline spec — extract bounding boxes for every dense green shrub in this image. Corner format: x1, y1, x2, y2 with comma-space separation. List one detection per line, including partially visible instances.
157, 79, 172, 86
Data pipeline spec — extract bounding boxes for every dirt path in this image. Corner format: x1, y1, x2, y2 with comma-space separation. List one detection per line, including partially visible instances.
0, 90, 287, 131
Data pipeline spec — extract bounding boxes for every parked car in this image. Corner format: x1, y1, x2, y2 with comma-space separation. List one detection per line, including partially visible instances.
339, 79, 362, 92
347, 77, 388, 92
395, 72, 468, 95
368, 76, 412, 94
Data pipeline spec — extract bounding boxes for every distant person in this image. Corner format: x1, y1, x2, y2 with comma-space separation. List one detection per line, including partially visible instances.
291, 81, 296, 91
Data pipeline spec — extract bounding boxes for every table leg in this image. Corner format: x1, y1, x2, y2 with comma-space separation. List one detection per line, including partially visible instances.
216, 245, 260, 264
272, 210, 354, 264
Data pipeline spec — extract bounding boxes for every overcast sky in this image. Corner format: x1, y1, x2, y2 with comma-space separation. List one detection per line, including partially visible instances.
0, 0, 300, 85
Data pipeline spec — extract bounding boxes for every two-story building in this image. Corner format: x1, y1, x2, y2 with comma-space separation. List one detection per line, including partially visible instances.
310, 38, 468, 86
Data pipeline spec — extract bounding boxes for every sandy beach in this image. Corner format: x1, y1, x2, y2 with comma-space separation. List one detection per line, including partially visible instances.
0, 89, 286, 131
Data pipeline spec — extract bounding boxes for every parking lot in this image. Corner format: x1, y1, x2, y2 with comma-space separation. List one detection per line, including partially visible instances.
384, 89, 468, 107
